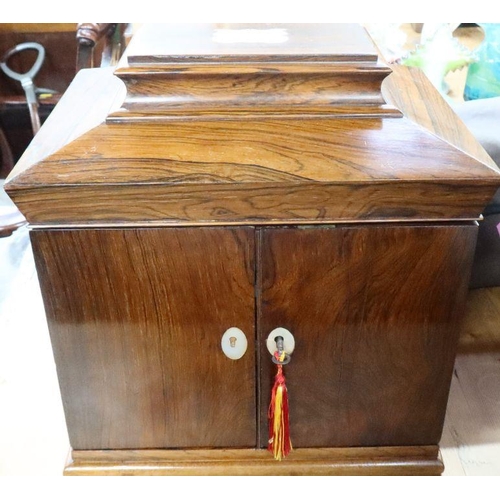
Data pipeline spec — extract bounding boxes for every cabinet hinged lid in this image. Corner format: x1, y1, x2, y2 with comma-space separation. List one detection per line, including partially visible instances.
5, 23, 500, 227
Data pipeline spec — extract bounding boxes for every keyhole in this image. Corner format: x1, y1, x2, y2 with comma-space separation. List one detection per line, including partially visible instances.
229, 336, 237, 348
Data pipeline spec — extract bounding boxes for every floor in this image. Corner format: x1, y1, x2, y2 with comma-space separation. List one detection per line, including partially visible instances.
1, 24, 499, 476
440, 288, 500, 475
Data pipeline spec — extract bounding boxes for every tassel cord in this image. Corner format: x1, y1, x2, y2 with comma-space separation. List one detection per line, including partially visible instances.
268, 351, 292, 460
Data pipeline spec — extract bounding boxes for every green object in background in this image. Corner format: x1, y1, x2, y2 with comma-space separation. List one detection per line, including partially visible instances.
398, 24, 475, 97
464, 23, 500, 100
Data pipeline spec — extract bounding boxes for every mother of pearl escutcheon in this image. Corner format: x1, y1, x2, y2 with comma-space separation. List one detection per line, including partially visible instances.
221, 327, 248, 360
266, 327, 295, 357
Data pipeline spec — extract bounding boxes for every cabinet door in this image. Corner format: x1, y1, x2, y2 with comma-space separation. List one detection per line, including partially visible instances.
31, 227, 256, 450
258, 224, 477, 448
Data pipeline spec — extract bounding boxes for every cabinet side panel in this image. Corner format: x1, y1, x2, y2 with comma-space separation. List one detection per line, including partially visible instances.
31, 227, 256, 449
259, 224, 477, 448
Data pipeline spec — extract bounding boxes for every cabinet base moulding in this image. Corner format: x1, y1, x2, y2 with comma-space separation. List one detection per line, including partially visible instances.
64, 446, 443, 476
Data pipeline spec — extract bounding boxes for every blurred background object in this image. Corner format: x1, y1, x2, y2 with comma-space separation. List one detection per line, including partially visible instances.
464, 23, 500, 101
0, 23, 131, 238
76, 23, 128, 73
398, 23, 474, 97
0, 24, 77, 168
366, 23, 486, 101
0, 23, 130, 170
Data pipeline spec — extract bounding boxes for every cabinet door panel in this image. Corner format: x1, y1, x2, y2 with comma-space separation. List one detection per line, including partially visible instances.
258, 225, 477, 448
31, 227, 256, 450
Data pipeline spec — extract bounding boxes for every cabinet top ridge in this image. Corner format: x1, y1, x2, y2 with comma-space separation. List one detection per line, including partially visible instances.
109, 23, 400, 121
123, 24, 379, 64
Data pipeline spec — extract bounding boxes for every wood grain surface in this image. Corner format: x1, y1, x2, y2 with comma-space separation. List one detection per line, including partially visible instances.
64, 446, 443, 475
382, 64, 499, 172
6, 115, 499, 226
258, 224, 477, 448
0, 24, 76, 33
14, 117, 497, 185
125, 24, 379, 63
30, 227, 256, 450
8, 182, 498, 228
111, 64, 396, 119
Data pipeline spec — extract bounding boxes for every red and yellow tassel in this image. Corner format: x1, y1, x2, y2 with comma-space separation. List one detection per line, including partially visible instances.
268, 351, 292, 460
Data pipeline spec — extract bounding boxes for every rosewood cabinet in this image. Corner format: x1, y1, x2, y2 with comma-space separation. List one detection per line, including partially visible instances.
31, 227, 257, 450
258, 224, 477, 449
6, 24, 500, 475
